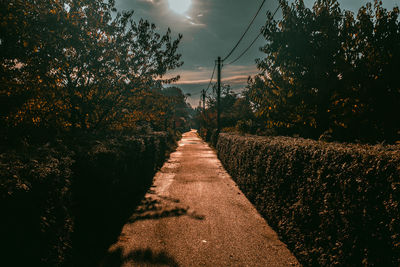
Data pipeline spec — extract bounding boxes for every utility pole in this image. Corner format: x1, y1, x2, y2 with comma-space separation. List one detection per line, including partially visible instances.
201, 89, 206, 131
217, 57, 221, 132
202, 89, 206, 113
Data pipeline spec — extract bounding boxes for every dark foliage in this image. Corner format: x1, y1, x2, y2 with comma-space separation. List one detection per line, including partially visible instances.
195, 84, 255, 141
1, 0, 187, 265
0, 0, 184, 136
1, 133, 173, 266
217, 133, 400, 266
69, 132, 171, 266
245, 0, 400, 143
1, 142, 74, 266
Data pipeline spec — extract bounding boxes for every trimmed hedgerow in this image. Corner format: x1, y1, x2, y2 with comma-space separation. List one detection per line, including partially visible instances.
1, 132, 171, 266
70, 132, 170, 266
217, 133, 400, 266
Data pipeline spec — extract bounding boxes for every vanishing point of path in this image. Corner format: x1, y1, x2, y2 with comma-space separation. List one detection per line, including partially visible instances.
102, 130, 300, 267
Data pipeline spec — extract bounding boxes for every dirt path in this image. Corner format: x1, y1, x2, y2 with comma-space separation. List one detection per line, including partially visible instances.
102, 130, 300, 267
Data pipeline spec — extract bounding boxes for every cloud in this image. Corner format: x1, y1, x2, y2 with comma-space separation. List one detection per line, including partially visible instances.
167, 64, 257, 85
136, 0, 164, 7
222, 75, 250, 85
171, 75, 250, 85
185, 15, 206, 27
137, 0, 157, 4
221, 64, 258, 76
166, 64, 256, 107
165, 64, 258, 108
174, 79, 210, 85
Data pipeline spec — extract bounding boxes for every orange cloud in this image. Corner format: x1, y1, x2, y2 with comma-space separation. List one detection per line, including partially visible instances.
167, 64, 258, 85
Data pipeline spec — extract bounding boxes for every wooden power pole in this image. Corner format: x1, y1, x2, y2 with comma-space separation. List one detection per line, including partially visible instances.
202, 89, 206, 113
217, 56, 221, 132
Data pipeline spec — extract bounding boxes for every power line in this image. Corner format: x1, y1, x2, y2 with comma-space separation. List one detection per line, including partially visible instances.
197, 62, 216, 110
205, 61, 217, 93
203, 1, 280, 94
226, 4, 281, 65
227, 31, 263, 65
198, 1, 281, 116
222, 0, 266, 62
182, 62, 216, 98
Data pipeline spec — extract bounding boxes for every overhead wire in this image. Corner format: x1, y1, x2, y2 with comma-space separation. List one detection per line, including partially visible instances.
226, 4, 281, 65
222, 0, 267, 62
197, 61, 217, 109
198, 0, 281, 108
227, 31, 263, 65
205, 61, 217, 93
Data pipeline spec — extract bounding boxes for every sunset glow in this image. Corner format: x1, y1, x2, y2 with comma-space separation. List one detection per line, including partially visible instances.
167, 0, 191, 14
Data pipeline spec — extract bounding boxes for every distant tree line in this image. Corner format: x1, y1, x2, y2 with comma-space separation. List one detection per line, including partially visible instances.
194, 84, 255, 140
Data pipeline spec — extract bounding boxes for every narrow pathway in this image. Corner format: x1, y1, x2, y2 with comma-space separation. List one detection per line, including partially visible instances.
102, 130, 300, 267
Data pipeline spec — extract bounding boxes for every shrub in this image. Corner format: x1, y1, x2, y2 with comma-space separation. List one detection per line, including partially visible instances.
1, 142, 74, 266
217, 133, 400, 266
235, 120, 254, 135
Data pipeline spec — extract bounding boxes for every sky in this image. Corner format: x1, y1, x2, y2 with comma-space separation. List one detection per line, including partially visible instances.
115, 0, 399, 106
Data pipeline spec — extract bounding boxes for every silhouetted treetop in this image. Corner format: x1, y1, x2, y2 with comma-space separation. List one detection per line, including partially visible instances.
246, 0, 400, 143
0, 0, 184, 138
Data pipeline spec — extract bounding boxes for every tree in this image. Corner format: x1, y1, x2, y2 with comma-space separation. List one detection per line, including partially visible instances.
0, 0, 183, 141
128, 86, 192, 132
246, 0, 400, 143
197, 84, 254, 136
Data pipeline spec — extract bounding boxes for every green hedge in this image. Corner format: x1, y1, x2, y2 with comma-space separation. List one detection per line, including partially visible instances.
217, 133, 400, 266
70, 133, 170, 266
1, 132, 171, 266
1, 142, 74, 266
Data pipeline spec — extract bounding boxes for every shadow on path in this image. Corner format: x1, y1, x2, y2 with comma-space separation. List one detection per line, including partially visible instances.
99, 188, 204, 266
101, 247, 180, 267
71, 184, 149, 267
127, 192, 205, 223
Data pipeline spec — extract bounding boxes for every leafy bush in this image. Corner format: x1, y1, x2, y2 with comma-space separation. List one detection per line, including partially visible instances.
217, 133, 400, 266
1, 142, 74, 266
